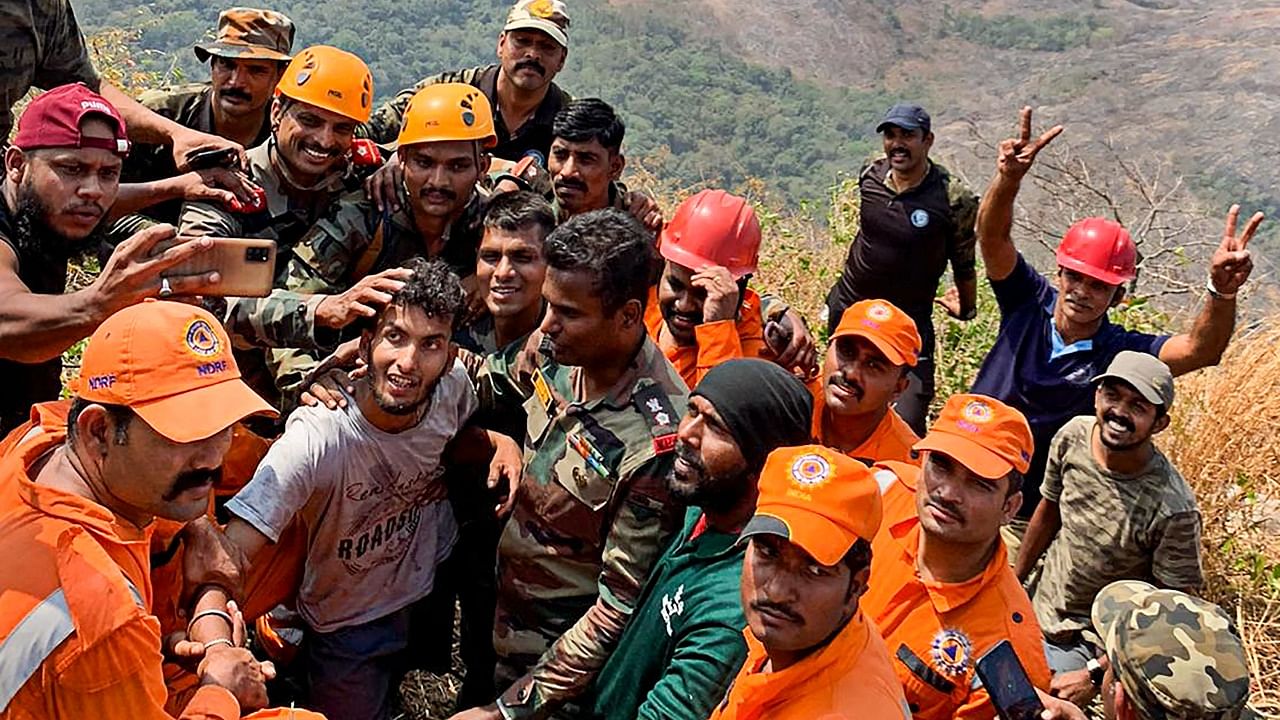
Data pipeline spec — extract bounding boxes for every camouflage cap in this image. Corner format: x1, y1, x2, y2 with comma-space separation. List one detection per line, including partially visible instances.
504, 0, 571, 48
194, 8, 295, 63
1092, 581, 1252, 720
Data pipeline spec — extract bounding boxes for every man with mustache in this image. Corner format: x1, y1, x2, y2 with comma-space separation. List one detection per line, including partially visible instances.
646, 190, 779, 388
709, 444, 910, 720
110, 9, 295, 237
823, 102, 980, 436
0, 84, 227, 435
1013, 352, 1202, 708
260, 82, 500, 406
812, 299, 922, 465
449, 209, 687, 720
188, 259, 522, 720
363, 0, 572, 216
0, 300, 280, 719
861, 393, 1052, 720
2, 0, 247, 183
178, 45, 376, 408
971, 106, 1258, 557
588, 359, 813, 720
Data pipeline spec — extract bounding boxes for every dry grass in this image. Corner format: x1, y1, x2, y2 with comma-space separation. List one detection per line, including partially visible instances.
1162, 325, 1280, 716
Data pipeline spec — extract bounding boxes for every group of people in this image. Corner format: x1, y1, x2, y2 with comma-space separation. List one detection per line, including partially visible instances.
0, 0, 1263, 719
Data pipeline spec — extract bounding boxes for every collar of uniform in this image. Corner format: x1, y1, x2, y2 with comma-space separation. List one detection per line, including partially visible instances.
571, 336, 663, 410
877, 157, 937, 195
678, 511, 744, 560
886, 479, 1010, 613
192, 85, 218, 135
12, 429, 150, 545
389, 186, 485, 248
260, 138, 351, 212
738, 607, 873, 704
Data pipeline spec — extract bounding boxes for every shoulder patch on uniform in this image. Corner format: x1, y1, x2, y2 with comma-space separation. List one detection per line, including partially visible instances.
632, 383, 679, 454
931, 629, 973, 677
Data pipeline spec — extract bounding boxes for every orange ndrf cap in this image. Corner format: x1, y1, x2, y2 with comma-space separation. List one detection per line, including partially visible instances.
914, 394, 1033, 480
739, 444, 883, 566
830, 299, 921, 367
74, 300, 276, 443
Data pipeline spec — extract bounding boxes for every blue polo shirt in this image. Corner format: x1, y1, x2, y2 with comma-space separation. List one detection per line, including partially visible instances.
970, 254, 1168, 518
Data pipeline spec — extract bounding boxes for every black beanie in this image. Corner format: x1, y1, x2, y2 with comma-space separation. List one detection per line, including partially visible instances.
692, 358, 814, 469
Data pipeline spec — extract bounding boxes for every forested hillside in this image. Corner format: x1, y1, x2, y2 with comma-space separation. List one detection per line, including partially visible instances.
75, 0, 896, 203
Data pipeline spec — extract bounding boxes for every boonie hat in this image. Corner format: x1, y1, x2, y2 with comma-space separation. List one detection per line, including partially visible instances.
504, 0, 571, 48
194, 8, 295, 62
830, 299, 921, 367
1092, 350, 1175, 408
12, 84, 130, 157
74, 300, 276, 443
739, 445, 883, 566
914, 394, 1033, 479
1093, 581, 1253, 720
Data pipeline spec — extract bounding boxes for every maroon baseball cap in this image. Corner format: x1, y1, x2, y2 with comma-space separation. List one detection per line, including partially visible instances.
12, 84, 130, 157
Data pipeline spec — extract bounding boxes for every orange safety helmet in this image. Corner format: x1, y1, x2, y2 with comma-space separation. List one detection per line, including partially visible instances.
1056, 217, 1136, 286
275, 45, 373, 123
659, 189, 761, 279
242, 709, 328, 719
397, 83, 498, 149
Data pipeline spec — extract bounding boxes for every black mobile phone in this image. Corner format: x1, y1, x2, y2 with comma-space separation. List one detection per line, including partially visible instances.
975, 640, 1046, 720
186, 146, 239, 171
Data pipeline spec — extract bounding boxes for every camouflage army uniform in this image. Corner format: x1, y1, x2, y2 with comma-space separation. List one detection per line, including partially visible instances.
489, 334, 688, 720
1, 0, 99, 143
1092, 581, 1255, 719
364, 65, 571, 164
178, 139, 358, 406
262, 184, 487, 401
112, 83, 274, 234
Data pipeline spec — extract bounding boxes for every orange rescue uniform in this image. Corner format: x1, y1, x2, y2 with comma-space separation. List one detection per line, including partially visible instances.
0, 405, 240, 719
708, 610, 910, 720
644, 285, 768, 389
862, 461, 1051, 719
809, 386, 921, 466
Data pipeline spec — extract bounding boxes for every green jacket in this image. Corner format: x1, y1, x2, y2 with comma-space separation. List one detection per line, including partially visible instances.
590, 507, 749, 720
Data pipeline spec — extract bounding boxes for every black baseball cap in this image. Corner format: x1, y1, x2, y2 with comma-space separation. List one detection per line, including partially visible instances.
877, 103, 931, 134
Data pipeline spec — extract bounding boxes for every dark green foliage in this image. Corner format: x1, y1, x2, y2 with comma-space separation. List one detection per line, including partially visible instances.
76, 0, 901, 205
938, 6, 1105, 52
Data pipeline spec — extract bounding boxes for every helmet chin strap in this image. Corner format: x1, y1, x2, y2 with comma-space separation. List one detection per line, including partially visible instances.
267, 136, 348, 194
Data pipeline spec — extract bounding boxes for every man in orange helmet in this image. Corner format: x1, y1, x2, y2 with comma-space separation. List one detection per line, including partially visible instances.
646, 189, 773, 388
262, 82, 499, 404
971, 106, 1261, 550
178, 45, 377, 407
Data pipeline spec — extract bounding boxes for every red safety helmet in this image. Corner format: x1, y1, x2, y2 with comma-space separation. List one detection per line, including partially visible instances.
1055, 217, 1136, 286
659, 189, 761, 279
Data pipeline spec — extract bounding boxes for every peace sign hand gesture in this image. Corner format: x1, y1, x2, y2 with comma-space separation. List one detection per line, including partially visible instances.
1209, 204, 1263, 298
996, 106, 1064, 181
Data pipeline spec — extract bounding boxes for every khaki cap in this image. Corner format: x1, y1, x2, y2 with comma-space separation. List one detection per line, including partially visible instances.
504, 0, 571, 48
194, 8, 295, 63
1092, 350, 1175, 408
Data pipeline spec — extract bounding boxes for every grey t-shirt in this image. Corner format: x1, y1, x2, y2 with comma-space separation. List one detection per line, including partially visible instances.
227, 359, 477, 632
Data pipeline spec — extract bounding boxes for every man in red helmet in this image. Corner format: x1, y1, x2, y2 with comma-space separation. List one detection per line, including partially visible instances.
971, 106, 1260, 552
646, 190, 773, 388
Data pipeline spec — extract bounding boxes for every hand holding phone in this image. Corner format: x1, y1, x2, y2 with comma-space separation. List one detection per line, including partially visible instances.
186, 147, 240, 171
154, 237, 277, 297
976, 640, 1046, 720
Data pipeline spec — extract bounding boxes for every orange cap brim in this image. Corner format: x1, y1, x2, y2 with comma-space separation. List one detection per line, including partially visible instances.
739, 511, 857, 567
830, 328, 917, 367
913, 432, 1014, 480
132, 378, 277, 443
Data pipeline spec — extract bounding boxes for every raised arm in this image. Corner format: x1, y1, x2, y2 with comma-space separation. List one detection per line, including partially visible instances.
976, 107, 1063, 281
1159, 204, 1262, 376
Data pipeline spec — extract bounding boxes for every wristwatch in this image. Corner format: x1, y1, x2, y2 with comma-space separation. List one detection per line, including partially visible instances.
1206, 275, 1237, 301
1087, 657, 1105, 687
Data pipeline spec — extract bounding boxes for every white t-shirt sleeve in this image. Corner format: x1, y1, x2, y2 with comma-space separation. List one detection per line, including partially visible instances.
226, 409, 332, 543
451, 359, 479, 427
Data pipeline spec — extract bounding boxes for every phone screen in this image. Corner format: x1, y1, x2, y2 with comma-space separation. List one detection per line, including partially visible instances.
976, 640, 1045, 720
